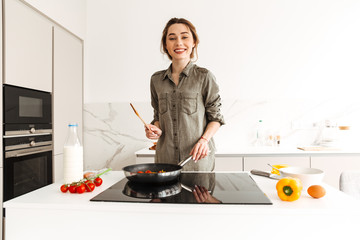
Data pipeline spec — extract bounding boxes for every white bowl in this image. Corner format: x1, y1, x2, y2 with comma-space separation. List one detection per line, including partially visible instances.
279, 167, 324, 190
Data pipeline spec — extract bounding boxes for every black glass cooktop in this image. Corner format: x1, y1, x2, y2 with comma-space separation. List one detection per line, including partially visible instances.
90, 172, 272, 205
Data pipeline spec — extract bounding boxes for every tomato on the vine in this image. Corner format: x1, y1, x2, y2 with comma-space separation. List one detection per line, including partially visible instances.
68, 185, 77, 194
85, 182, 95, 192
60, 184, 68, 193
94, 177, 103, 187
76, 184, 86, 194
60, 168, 110, 193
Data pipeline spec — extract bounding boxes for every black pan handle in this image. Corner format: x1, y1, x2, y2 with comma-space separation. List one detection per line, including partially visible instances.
178, 156, 193, 167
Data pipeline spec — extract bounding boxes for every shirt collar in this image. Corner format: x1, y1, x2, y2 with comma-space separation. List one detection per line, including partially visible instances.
182, 61, 194, 77
162, 61, 194, 80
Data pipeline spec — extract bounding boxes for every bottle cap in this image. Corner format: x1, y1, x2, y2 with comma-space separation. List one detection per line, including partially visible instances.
68, 123, 78, 127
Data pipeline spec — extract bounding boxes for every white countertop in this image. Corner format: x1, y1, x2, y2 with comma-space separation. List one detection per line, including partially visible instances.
4, 170, 355, 211
4, 171, 359, 212
4, 171, 360, 240
136, 146, 360, 157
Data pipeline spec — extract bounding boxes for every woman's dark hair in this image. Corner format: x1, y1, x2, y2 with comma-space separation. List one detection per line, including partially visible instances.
161, 18, 199, 60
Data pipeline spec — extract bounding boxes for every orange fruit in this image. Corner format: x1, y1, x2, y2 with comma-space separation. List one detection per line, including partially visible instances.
307, 185, 326, 198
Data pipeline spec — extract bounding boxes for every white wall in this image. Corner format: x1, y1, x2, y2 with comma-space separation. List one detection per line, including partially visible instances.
82, 0, 360, 170
17, 0, 360, 169
24, 0, 86, 39
85, 0, 360, 103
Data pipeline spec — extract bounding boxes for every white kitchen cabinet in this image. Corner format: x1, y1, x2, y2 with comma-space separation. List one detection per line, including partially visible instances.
311, 156, 360, 189
135, 149, 360, 190
53, 154, 63, 182
135, 155, 243, 171
136, 156, 155, 164
214, 157, 243, 171
4, 0, 53, 92
53, 26, 83, 156
243, 156, 310, 172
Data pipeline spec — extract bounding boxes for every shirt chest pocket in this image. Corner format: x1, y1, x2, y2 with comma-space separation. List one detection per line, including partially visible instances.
181, 92, 198, 115
159, 93, 168, 114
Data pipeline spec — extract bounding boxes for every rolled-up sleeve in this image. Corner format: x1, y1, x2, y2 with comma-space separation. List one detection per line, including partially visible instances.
202, 71, 225, 125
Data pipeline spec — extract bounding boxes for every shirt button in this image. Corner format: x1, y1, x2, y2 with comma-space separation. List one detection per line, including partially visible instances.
173, 119, 176, 122
173, 90, 176, 93
175, 147, 178, 150
174, 133, 177, 136
173, 104, 175, 108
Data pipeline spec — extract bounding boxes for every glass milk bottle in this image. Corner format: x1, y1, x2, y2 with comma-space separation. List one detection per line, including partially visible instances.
63, 123, 83, 183
255, 120, 265, 146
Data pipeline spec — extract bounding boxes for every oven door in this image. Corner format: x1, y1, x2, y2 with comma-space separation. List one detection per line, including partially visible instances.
3, 84, 52, 124
3, 148, 53, 201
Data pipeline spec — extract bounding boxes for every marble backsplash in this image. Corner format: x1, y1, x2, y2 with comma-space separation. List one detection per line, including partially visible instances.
83, 98, 360, 170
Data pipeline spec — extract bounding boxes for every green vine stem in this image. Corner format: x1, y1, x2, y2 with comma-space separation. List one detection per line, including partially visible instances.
95, 168, 112, 178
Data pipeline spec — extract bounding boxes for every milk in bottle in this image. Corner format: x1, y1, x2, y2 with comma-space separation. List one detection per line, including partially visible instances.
63, 123, 83, 183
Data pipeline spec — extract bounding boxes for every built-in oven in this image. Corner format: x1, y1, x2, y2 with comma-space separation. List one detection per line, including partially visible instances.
3, 134, 52, 201
3, 84, 53, 202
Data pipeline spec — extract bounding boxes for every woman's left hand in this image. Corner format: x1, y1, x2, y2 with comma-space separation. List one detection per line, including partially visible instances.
190, 138, 209, 162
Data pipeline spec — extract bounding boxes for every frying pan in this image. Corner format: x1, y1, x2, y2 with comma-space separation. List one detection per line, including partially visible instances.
122, 156, 193, 184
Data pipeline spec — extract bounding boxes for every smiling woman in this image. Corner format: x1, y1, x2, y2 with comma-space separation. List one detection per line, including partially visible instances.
161, 18, 199, 61
144, 17, 225, 172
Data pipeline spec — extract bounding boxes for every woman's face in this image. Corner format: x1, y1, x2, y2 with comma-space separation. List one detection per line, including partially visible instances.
165, 23, 195, 62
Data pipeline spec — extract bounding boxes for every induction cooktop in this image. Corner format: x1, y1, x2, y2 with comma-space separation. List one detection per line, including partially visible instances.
90, 172, 272, 205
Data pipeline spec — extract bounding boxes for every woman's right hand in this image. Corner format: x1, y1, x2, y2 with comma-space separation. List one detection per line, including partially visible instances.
145, 124, 162, 140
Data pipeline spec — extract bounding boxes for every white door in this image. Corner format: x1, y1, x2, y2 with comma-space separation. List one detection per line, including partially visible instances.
4, 0, 53, 92
53, 26, 83, 156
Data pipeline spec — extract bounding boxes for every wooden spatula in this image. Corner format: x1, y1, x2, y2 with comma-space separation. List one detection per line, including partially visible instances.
130, 103, 150, 131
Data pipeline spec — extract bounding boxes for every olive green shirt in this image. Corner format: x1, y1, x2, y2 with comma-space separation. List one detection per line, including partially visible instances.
150, 62, 225, 171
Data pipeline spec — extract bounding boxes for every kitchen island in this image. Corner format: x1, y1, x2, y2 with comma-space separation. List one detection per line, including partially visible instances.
3, 171, 360, 240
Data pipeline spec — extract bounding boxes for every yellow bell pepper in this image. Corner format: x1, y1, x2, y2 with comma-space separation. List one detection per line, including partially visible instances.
276, 177, 302, 201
